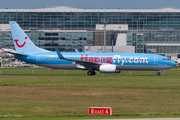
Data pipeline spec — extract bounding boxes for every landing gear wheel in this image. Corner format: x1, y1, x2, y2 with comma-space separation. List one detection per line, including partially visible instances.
92, 71, 96, 75
87, 71, 92, 76
87, 71, 96, 76
157, 72, 161, 76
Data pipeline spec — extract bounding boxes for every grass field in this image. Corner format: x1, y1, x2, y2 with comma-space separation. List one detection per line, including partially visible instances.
0, 67, 180, 119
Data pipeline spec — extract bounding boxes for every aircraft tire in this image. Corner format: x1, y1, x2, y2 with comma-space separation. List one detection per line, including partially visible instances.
87, 71, 92, 76
92, 71, 96, 75
87, 71, 96, 76
157, 72, 161, 76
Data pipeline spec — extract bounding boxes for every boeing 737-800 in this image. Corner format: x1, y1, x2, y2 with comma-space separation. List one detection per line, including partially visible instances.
3, 21, 177, 76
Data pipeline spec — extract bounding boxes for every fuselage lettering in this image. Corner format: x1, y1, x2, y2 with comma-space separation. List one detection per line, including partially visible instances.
80, 54, 148, 65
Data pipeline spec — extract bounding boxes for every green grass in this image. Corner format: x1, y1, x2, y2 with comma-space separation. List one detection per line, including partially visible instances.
0, 67, 180, 119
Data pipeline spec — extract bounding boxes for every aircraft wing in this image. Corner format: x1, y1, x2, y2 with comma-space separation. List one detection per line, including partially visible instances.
1, 48, 27, 57
55, 48, 100, 68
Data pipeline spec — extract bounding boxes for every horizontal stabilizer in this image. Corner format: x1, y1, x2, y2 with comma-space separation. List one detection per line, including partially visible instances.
1, 48, 27, 57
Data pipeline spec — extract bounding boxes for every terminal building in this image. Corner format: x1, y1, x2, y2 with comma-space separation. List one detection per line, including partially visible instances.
0, 6, 180, 60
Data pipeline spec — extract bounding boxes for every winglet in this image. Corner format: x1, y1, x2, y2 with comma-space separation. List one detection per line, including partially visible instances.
55, 48, 65, 59
75, 49, 79, 53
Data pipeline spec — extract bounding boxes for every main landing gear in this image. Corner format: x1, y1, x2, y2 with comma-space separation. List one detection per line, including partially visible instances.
157, 72, 161, 76
87, 70, 96, 76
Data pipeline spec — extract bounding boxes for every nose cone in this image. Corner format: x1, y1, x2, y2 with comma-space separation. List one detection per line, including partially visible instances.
169, 61, 177, 67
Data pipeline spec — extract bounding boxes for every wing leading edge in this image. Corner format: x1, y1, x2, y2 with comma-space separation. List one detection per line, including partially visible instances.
55, 48, 100, 68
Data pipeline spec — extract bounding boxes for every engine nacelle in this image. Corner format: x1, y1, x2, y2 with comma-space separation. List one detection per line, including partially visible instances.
99, 64, 121, 73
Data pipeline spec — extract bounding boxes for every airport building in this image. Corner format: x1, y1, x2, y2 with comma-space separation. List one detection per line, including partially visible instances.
0, 6, 180, 60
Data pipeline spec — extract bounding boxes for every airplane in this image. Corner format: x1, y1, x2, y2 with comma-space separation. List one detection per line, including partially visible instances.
3, 21, 177, 76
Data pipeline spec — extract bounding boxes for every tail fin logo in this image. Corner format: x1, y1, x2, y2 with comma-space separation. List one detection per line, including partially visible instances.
14, 37, 27, 48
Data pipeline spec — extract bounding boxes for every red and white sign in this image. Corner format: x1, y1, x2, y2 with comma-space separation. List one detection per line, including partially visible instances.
89, 107, 112, 115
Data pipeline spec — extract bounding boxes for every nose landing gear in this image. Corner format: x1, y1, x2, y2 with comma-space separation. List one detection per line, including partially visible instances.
157, 70, 166, 76
87, 70, 96, 76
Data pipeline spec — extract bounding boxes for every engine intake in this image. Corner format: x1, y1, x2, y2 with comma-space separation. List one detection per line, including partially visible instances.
99, 64, 121, 73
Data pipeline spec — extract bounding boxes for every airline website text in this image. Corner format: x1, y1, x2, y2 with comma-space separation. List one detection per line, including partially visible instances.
81, 54, 148, 65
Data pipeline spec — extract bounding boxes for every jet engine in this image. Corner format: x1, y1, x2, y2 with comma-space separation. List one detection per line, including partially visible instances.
99, 64, 121, 73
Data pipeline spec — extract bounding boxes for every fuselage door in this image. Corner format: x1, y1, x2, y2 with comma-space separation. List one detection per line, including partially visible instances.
154, 57, 158, 64
36, 55, 41, 63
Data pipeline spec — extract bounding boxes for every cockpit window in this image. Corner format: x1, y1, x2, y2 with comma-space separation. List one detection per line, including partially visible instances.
163, 58, 170, 61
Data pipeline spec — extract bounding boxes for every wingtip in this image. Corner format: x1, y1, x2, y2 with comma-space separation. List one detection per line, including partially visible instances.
55, 48, 65, 59
75, 49, 79, 53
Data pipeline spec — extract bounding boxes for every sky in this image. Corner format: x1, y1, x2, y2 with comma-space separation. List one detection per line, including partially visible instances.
1, 0, 180, 9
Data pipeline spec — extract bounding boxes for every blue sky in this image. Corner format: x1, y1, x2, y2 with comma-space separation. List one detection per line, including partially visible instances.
1, 0, 180, 9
